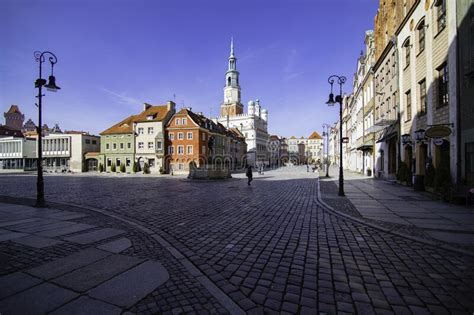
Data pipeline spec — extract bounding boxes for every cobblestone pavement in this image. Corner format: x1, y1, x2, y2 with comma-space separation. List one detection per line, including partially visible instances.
1, 167, 474, 314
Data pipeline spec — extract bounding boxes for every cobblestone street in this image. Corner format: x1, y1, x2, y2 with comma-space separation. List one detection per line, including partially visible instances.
1, 167, 473, 314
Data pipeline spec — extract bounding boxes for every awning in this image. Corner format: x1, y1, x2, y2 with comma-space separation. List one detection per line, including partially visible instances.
376, 122, 399, 143
357, 140, 374, 151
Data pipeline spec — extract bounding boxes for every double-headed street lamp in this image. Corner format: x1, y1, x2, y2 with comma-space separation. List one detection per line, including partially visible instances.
34, 51, 61, 207
322, 123, 332, 178
326, 75, 346, 197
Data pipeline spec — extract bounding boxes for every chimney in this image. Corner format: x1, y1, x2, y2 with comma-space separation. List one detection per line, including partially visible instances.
167, 101, 176, 111
144, 103, 152, 111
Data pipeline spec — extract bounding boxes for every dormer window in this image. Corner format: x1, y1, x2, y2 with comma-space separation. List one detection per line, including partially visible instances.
146, 115, 154, 120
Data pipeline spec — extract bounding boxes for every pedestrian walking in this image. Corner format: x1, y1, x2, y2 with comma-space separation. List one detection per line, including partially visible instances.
246, 165, 253, 185
306, 164, 309, 172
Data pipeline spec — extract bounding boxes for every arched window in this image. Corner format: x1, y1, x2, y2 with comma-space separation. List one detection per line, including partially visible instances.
227, 77, 231, 86
403, 37, 411, 68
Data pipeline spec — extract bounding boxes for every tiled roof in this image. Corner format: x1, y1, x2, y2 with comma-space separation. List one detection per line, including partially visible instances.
5, 105, 22, 115
308, 131, 323, 139
0, 125, 24, 138
100, 104, 171, 135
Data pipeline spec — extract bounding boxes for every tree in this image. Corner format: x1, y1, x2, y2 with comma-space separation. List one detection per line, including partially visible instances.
98, 163, 104, 173
119, 163, 126, 173
111, 163, 116, 173
132, 161, 138, 173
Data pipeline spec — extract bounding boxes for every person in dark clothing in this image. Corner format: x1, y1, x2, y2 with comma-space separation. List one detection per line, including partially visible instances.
246, 165, 253, 185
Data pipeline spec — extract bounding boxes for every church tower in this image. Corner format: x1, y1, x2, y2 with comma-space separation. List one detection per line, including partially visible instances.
221, 38, 243, 117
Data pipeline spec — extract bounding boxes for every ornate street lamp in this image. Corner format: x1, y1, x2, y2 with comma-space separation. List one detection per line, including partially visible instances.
322, 123, 332, 178
326, 75, 346, 196
415, 129, 426, 142
34, 51, 60, 207
401, 133, 412, 146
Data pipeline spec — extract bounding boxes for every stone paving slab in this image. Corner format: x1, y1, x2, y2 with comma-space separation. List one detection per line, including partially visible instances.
0, 218, 39, 228
0, 282, 77, 315
97, 237, 132, 253
0, 272, 43, 300
63, 228, 125, 244
0, 231, 28, 242
50, 296, 121, 315
37, 223, 96, 237
13, 235, 64, 248
88, 260, 169, 307
12, 221, 75, 233
52, 254, 143, 292
27, 248, 111, 280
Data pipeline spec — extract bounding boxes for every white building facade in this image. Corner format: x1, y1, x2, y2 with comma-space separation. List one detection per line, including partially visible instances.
0, 137, 36, 171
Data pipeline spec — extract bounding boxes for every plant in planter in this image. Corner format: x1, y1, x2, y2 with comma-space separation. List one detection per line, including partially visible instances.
424, 163, 436, 192
143, 162, 150, 174
367, 167, 372, 177
119, 163, 126, 173
159, 167, 164, 175
132, 161, 138, 173
434, 161, 452, 199
396, 162, 410, 185
110, 163, 116, 173
98, 163, 104, 173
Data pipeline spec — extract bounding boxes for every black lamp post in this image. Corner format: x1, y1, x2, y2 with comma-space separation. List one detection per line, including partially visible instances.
34, 51, 61, 208
322, 123, 332, 178
326, 75, 346, 197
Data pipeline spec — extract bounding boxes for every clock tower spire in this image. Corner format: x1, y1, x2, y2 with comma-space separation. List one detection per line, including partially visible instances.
221, 38, 243, 117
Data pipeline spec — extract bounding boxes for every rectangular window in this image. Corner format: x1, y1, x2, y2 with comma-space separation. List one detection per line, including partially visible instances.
127, 142, 131, 149
116, 158, 121, 166
85, 139, 91, 144
107, 158, 111, 167
202, 145, 206, 154
182, 118, 187, 125
202, 133, 206, 141
148, 142, 154, 149
438, 63, 449, 107
187, 132, 193, 140
406, 90, 412, 121
120, 143, 124, 149
169, 146, 174, 154
178, 132, 184, 140
113, 143, 117, 150
138, 142, 144, 149
106, 143, 110, 150
92, 140, 97, 145
148, 127, 154, 134
419, 79, 427, 114
126, 158, 131, 167
169, 133, 174, 140
187, 145, 193, 154
178, 145, 184, 155
138, 128, 144, 134
418, 21, 425, 53
436, 0, 446, 32
175, 118, 180, 125
156, 141, 162, 150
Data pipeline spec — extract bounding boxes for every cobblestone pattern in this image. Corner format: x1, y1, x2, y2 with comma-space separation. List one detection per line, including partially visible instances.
318, 179, 474, 251
1, 172, 473, 313
0, 198, 227, 314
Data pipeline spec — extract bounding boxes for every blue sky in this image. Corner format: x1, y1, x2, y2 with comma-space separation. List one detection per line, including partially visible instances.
0, 0, 378, 138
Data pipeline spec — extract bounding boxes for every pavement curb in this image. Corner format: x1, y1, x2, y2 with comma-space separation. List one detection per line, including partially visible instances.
0, 196, 246, 315
315, 177, 474, 258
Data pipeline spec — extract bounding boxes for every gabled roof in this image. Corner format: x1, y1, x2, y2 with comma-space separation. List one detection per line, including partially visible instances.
100, 115, 136, 135
5, 105, 22, 115
308, 131, 323, 140
133, 104, 170, 123
100, 104, 171, 135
